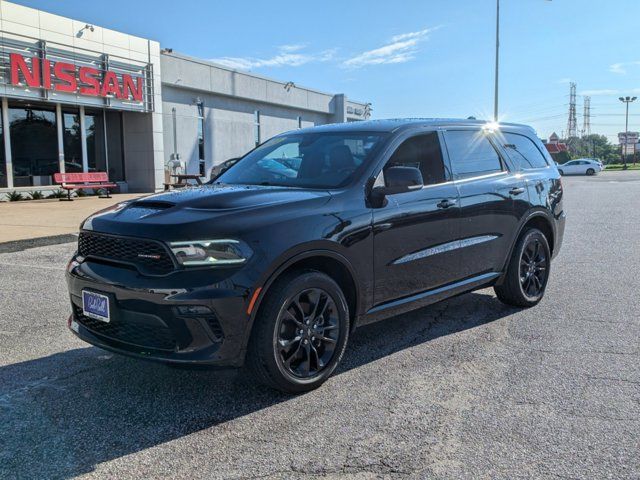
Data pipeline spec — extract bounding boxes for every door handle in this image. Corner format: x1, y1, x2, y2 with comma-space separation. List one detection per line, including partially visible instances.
509, 187, 525, 196
437, 199, 457, 209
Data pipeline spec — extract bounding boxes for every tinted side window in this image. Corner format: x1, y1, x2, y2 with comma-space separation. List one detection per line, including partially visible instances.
385, 132, 449, 185
443, 130, 503, 179
502, 133, 549, 169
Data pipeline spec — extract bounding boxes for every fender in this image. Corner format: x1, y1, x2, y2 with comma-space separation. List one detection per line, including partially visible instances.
237, 248, 363, 361
495, 209, 556, 285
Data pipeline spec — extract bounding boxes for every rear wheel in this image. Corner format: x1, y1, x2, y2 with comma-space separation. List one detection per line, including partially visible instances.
558, 169, 564, 175
586, 168, 595, 176
248, 270, 349, 393
495, 228, 551, 307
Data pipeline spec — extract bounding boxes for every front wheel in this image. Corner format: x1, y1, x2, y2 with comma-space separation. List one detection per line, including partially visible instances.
248, 270, 350, 393
495, 228, 551, 308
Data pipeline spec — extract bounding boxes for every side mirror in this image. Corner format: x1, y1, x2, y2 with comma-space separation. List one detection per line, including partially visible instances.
368, 166, 423, 207
374, 166, 424, 196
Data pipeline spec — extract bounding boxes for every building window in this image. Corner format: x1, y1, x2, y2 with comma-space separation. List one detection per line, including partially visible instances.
0, 112, 6, 188
9, 106, 58, 186
62, 111, 82, 173
254, 110, 261, 147
85, 110, 106, 173
197, 101, 205, 176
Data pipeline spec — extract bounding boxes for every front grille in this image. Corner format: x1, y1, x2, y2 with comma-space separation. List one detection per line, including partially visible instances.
73, 305, 176, 351
78, 232, 175, 275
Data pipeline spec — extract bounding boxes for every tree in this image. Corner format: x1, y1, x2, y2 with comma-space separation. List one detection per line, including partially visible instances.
561, 134, 619, 164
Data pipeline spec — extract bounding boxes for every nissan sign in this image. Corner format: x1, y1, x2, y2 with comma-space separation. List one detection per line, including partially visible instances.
0, 34, 153, 112
10, 53, 144, 102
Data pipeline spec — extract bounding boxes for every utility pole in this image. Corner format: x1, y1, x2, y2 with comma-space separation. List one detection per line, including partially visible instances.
494, 0, 500, 122
582, 96, 591, 137
566, 82, 577, 139
619, 96, 637, 169
493, 1, 551, 122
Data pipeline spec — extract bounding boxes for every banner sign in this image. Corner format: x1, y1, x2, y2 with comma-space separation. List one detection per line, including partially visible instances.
618, 132, 639, 145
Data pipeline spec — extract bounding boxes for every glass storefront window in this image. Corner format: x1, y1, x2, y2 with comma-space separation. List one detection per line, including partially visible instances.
85, 110, 106, 173
105, 111, 125, 182
62, 111, 82, 173
0, 113, 6, 188
9, 106, 58, 187
1, 102, 125, 189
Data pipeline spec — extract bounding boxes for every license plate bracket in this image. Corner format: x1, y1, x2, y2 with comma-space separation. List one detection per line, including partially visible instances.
82, 290, 110, 323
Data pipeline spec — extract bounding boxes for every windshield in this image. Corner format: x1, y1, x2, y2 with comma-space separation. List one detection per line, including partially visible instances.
215, 132, 387, 189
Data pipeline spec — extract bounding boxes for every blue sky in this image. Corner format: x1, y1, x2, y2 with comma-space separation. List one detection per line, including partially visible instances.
14, 0, 640, 142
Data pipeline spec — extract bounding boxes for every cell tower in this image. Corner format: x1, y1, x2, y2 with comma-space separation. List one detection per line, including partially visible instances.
566, 82, 578, 138
582, 96, 591, 137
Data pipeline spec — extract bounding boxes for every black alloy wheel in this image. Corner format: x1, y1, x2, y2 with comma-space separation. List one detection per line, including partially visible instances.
248, 270, 349, 393
275, 288, 340, 378
495, 227, 551, 307
519, 236, 548, 299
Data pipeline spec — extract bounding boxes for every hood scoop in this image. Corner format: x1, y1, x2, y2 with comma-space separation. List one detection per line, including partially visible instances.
130, 200, 176, 210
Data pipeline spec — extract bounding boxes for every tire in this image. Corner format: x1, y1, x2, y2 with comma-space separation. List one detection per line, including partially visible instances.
586, 168, 595, 176
558, 169, 564, 176
495, 228, 551, 308
247, 270, 350, 393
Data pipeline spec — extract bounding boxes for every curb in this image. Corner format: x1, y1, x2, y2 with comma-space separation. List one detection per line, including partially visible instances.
0, 234, 78, 254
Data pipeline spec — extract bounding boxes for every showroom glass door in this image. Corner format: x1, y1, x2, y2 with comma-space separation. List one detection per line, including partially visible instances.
9, 105, 58, 187
62, 110, 83, 173
85, 109, 107, 173
0, 113, 6, 188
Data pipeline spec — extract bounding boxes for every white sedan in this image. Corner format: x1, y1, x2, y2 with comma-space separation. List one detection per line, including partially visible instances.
557, 159, 603, 176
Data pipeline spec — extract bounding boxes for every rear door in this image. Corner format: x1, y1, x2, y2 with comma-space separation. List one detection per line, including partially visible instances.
372, 131, 461, 305
442, 128, 527, 279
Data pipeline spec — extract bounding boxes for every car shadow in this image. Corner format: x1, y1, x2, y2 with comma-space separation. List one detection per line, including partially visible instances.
0, 291, 517, 479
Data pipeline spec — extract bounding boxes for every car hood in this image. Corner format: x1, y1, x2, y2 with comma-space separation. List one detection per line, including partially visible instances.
82, 183, 332, 239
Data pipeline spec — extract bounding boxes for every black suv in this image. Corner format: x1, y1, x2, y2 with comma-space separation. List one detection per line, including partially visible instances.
66, 119, 565, 393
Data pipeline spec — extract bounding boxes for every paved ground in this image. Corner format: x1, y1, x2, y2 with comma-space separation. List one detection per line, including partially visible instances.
0, 171, 638, 479
0, 194, 142, 243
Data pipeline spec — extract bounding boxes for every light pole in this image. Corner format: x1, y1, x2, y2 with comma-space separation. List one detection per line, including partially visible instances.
619, 96, 636, 169
494, 0, 500, 122
494, 1, 551, 122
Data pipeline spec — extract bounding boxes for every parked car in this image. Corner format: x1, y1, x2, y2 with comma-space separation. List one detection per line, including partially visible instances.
557, 158, 603, 176
65, 119, 565, 393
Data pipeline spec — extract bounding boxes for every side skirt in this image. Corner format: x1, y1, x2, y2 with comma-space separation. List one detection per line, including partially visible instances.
356, 272, 501, 328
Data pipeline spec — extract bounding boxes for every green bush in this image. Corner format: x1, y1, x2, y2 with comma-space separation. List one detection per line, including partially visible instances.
47, 189, 68, 199
7, 191, 24, 201
27, 191, 45, 200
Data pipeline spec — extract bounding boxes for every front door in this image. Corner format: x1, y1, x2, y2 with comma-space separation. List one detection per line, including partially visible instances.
372, 131, 461, 306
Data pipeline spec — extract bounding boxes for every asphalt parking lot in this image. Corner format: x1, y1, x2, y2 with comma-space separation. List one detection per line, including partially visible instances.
1, 171, 639, 479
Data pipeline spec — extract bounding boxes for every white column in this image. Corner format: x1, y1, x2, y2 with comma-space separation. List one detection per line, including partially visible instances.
79, 105, 88, 172
2, 97, 13, 189
56, 103, 65, 174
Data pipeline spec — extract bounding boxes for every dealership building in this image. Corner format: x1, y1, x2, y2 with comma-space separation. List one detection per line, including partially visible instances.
0, 0, 370, 197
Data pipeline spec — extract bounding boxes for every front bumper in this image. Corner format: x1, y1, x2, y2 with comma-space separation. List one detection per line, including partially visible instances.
66, 257, 253, 366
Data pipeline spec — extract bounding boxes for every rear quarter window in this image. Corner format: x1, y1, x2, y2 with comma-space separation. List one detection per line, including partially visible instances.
502, 133, 549, 170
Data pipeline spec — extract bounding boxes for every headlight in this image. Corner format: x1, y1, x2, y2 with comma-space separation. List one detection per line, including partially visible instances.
168, 239, 252, 267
